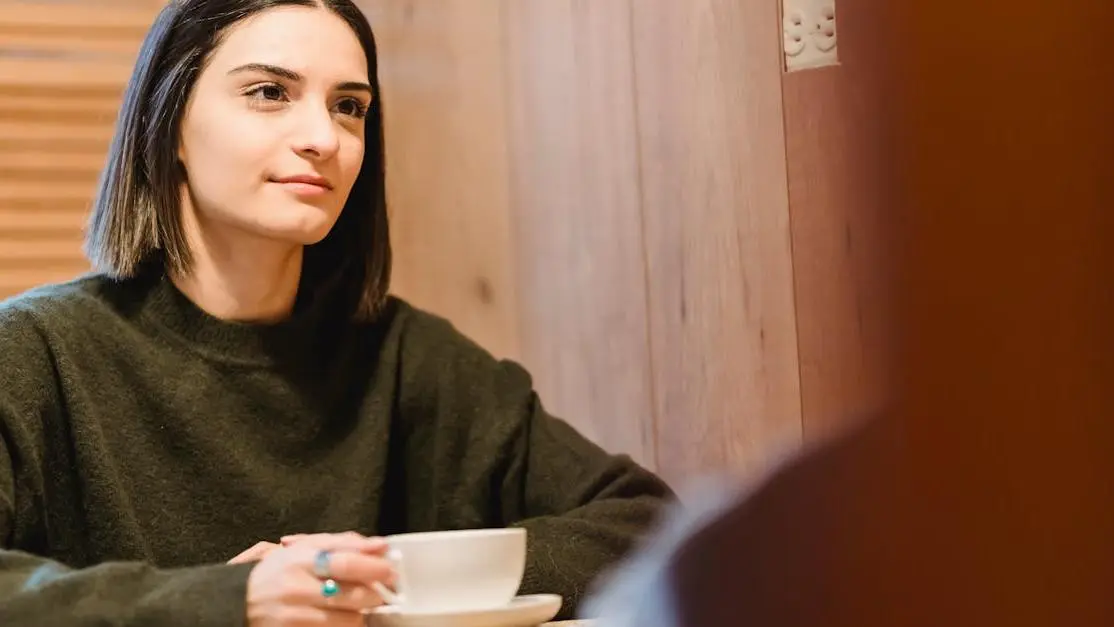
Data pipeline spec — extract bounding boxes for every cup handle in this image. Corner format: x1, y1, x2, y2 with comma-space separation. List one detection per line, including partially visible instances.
372, 549, 404, 606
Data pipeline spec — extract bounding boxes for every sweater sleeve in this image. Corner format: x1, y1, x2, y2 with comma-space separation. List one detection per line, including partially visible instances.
396, 305, 677, 620
0, 303, 255, 626
498, 366, 676, 618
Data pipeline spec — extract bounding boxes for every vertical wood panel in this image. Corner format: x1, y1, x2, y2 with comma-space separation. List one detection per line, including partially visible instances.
781, 0, 894, 441
631, 0, 803, 483
360, 0, 521, 360
501, 1, 657, 467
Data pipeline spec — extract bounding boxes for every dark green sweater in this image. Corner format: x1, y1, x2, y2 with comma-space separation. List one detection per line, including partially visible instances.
0, 271, 673, 625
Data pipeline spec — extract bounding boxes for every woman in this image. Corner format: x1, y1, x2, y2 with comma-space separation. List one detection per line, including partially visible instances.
0, 1, 674, 625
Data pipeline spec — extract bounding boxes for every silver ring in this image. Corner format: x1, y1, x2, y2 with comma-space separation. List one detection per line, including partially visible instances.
313, 550, 333, 579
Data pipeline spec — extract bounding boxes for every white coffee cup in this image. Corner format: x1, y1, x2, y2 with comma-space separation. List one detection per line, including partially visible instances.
370, 528, 526, 613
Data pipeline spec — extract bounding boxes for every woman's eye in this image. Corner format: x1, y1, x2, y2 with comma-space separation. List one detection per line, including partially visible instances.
246, 84, 287, 102
260, 85, 284, 100
335, 98, 368, 119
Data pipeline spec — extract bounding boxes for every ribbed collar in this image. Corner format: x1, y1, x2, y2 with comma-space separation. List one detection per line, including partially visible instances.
136, 271, 327, 368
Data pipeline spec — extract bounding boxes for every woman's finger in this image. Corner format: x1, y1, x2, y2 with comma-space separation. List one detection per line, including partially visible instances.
281, 532, 386, 554
280, 530, 365, 546
305, 548, 395, 586
308, 580, 386, 612
228, 541, 278, 565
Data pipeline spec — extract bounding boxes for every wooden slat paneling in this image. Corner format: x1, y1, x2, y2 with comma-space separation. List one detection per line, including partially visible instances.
0, 121, 114, 146
0, 2, 156, 300
0, 207, 87, 233
0, 238, 90, 261
0, 3, 157, 32
0, 59, 134, 88
0, 153, 106, 178
0, 89, 124, 125
0, 181, 97, 203
0, 31, 144, 56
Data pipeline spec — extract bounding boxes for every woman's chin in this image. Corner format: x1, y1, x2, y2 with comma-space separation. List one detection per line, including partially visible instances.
271, 225, 335, 246
254, 211, 339, 246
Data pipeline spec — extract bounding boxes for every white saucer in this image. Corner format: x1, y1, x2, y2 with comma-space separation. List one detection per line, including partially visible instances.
367, 594, 562, 627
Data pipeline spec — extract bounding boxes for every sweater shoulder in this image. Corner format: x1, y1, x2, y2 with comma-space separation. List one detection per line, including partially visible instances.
381, 295, 533, 394
383, 296, 503, 366
0, 275, 129, 411
0, 273, 132, 334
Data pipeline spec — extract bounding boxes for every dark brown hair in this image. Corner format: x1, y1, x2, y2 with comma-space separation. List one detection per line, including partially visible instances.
85, 0, 391, 321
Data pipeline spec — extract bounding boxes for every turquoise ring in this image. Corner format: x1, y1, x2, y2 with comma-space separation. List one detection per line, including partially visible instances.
322, 578, 340, 598
313, 550, 332, 579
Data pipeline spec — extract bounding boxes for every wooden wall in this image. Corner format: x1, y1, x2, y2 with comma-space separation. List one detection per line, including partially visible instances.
0, 0, 887, 488
367, 1, 522, 361
781, 0, 893, 442
366, 0, 810, 484
368, 0, 893, 485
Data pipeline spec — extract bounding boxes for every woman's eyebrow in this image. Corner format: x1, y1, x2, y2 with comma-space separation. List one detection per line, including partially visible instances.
336, 81, 374, 97
228, 63, 372, 96
228, 62, 301, 82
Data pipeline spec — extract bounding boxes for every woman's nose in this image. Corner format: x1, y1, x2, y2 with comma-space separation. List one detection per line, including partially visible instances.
292, 105, 340, 160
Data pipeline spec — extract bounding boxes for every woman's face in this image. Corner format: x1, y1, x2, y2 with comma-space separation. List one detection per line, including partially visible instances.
177, 5, 371, 247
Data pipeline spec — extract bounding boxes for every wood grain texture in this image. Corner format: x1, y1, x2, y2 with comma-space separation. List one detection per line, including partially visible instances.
631, 0, 803, 483
360, 0, 521, 360
500, 1, 657, 466
781, 0, 894, 442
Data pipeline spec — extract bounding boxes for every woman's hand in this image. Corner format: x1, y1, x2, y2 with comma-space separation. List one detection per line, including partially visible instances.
245, 532, 394, 627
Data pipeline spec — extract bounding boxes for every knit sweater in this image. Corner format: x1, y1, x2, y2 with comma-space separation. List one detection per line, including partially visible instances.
0, 271, 674, 625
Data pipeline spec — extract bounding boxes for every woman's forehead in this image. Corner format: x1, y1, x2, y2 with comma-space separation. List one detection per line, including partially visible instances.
207, 6, 369, 80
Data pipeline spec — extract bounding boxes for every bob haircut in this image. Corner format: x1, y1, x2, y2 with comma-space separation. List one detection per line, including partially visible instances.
85, 0, 391, 321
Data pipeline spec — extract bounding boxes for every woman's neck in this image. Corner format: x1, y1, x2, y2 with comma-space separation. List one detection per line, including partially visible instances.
171, 217, 304, 324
